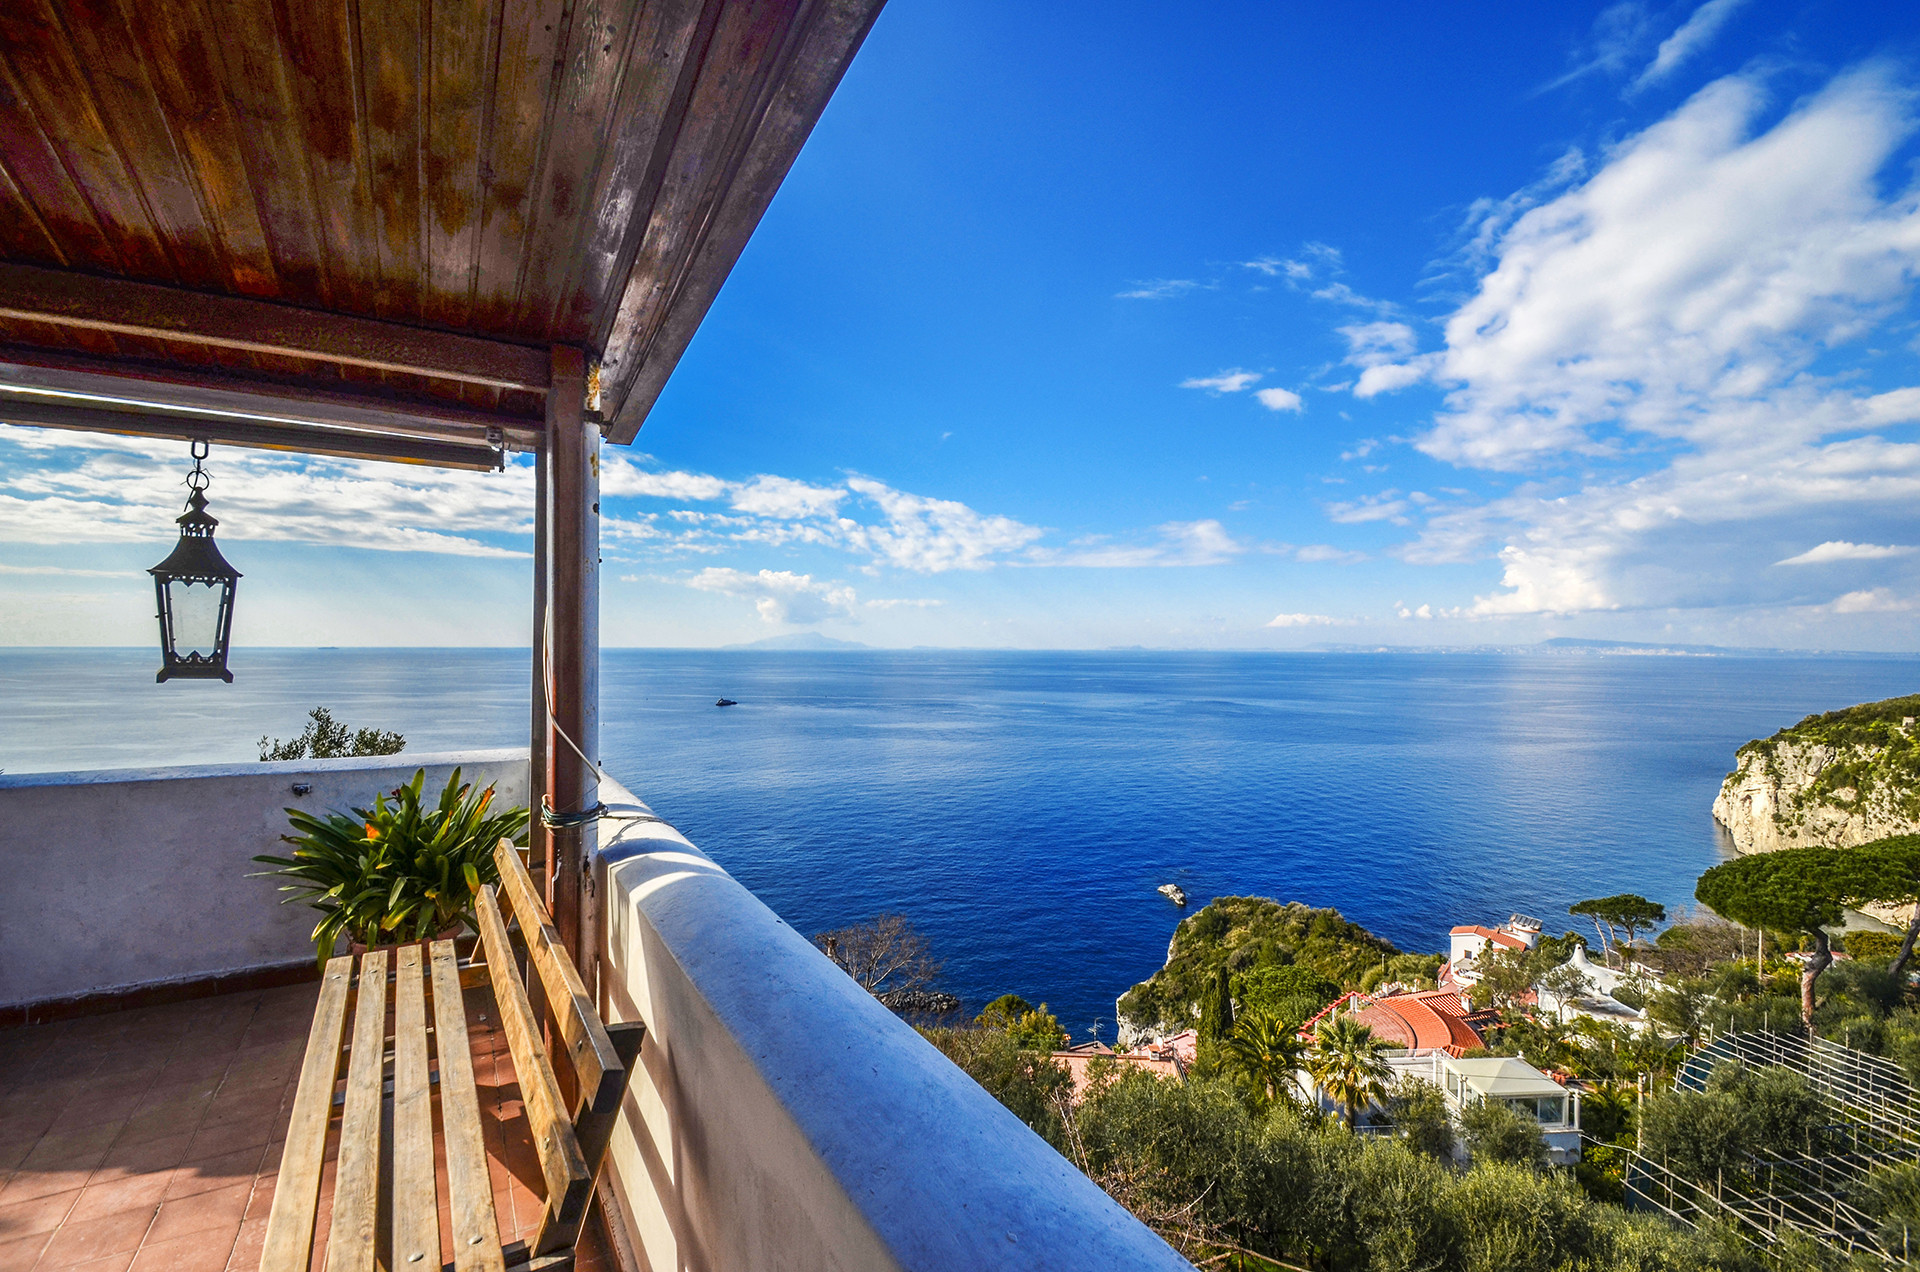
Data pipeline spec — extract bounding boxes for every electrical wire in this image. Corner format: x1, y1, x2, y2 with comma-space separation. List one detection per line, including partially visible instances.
537, 600, 662, 830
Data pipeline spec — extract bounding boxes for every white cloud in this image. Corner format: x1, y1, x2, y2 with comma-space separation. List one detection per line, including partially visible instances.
1337, 322, 1438, 399
1421, 68, 1920, 471
685, 567, 859, 625
1776, 541, 1917, 566
1832, 587, 1912, 614
1266, 612, 1345, 628
1385, 66, 1920, 623
1395, 602, 1435, 620
863, 597, 943, 610
1046, 520, 1247, 568
1255, 387, 1304, 413
0, 430, 530, 558
1294, 544, 1367, 564
1326, 491, 1412, 525
1311, 282, 1397, 316
1354, 359, 1438, 399
1182, 369, 1262, 393
1245, 257, 1312, 280
1634, 0, 1747, 91
1539, 3, 1658, 94
1340, 322, 1417, 366
600, 460, 729, 501
1117, 279, 1202, 300
0, 563, 139, 577
729, 475, 846, 519
842, 476, 1045, 572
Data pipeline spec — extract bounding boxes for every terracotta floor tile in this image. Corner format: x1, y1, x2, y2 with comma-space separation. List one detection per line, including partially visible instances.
237, 1178, 273, 1226
126, 1231, 233, 1272
161, 1148, 262, 1204
0, 1140, 38, 1177
179, 1124, 268, 1169
0, 1232, 51, 1272
0, 1189, 80, 1240
87, 1054, 167, 1082
32, 1208, 152, 1269
0, 1116, 59, 1153
89, 1138, 190, 1189
143, 1185, 249, 1246
23, 1129, 121, 1175
0, 1168, 97, 1209
205, 1070, 282, 1103
63, 1174, 168, 1225
195, 1094, 282, 1138
222, 1218, 266, 1272
52, 1250, 136, 1272
46, 1096, 144, 1138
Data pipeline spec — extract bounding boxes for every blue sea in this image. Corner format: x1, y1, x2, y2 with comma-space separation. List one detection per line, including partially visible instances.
5, 648, 1916, 1042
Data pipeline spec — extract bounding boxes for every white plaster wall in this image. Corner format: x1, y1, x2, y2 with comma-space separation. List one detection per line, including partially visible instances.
0, 751, 527, 1006
592, 776, 1191, 1272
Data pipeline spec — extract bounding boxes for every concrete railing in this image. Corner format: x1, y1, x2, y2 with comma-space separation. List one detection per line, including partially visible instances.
592, 775, 1190, 1271
0, 751, 527, 1012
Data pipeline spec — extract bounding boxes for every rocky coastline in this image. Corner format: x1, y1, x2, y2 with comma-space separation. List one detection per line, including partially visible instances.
1712, 694, 1920, 855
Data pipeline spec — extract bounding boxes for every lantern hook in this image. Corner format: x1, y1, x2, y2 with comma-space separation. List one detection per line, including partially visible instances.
186, 439, 211, 492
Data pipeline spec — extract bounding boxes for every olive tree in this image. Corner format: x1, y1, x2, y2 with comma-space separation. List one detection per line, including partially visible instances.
1696, 847, 1861, 1029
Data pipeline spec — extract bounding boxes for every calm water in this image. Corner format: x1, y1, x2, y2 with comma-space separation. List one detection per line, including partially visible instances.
5, 648, 1916, 1042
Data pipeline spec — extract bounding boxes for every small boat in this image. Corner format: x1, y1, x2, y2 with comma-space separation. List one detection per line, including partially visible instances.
1158, 883, 1187, 906
715, 698, 738, 707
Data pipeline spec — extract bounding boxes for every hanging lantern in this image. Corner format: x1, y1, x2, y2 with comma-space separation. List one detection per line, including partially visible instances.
149, 440, 241, 683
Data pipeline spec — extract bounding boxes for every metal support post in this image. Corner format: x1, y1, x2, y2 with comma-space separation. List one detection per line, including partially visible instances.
546, 346, 598, 976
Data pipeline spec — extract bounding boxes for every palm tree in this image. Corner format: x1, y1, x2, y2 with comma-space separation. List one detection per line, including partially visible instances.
1224, 1011, 1307, 1108
1306, 1015, 1392, 1129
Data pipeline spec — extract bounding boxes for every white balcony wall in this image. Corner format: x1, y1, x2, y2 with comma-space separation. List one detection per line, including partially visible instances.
592, 775, 1190, 1272
0, 751, 526, 1008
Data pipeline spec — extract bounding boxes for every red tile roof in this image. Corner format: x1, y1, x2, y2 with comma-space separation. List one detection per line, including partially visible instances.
1350, 990, 1485, 1056
1451, 924, 1527, 950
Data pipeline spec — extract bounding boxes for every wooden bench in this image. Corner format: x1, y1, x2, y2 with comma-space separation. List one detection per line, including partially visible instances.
263, 841, 645, 1272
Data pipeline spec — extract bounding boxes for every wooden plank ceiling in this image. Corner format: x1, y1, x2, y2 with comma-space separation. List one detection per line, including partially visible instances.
0, 0, 882, 461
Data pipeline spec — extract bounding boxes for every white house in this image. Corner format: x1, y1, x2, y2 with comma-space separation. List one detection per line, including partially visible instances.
1435, 1054, 1583, 1166
1534, 944, 1657, 1032
1444, 914, 1541, 987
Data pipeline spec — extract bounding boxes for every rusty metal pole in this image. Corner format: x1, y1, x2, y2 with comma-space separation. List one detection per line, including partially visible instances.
546, 346, 597, 973
529, 433, 551, 891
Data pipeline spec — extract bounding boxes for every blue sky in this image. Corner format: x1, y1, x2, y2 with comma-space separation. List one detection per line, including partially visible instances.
5, 0, 1920, 650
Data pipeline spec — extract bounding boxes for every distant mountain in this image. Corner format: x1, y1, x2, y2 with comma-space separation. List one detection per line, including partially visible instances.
1306, 638, 1896, 658
1539, 637, 1796, 657
722, 632, 872, 651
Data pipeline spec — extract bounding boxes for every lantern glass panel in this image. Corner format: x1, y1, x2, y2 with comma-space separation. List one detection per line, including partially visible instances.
166, 577, 226, 658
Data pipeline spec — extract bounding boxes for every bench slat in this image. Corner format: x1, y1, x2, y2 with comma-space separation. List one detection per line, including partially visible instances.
474, 885, 592, 1254
490, 840, 623, 1097
261, 956, 353, 1272
429, 939, 506, 1272
391, 945, 438, 1272
326, 949, 390, 1272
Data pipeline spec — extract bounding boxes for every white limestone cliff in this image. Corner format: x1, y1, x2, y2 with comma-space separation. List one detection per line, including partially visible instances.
1713, 725, 1920, 855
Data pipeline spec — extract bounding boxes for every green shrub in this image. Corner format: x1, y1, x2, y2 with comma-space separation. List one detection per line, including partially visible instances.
1383, 1078, 1454, 1160
1845, 929, 1904, 963
1460, 1099, 1548, 1170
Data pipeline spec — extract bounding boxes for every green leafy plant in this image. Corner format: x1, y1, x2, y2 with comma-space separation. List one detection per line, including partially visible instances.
252, 768, 529, 963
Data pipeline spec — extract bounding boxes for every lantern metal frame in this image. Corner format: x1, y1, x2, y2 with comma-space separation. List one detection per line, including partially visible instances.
149, 439, 241, 683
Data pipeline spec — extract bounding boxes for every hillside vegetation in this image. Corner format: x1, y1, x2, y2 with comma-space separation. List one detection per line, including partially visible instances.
1117, 896, 1443, 1035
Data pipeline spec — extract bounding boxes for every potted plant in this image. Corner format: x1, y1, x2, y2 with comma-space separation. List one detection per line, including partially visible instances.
253, 767, 531, 965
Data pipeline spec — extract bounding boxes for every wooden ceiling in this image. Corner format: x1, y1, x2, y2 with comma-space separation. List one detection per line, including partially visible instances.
0, 0, 882, 464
